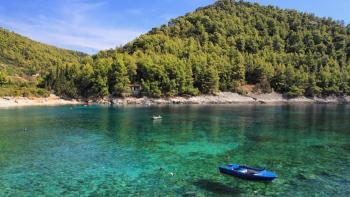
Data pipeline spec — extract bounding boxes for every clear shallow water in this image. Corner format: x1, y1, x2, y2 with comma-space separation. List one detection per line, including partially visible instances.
0, 104, 349, 196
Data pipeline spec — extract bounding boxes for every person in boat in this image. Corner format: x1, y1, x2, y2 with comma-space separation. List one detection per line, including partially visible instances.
246, 169, 258, 175
153, 115, 162, 119
238, 168, 258, 175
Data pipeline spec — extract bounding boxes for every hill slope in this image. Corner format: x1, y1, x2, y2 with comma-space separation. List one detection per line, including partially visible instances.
3, 0, 350, 98
0, 28, 86, 76
117, 0, 350, 97
0, 28, 87, 96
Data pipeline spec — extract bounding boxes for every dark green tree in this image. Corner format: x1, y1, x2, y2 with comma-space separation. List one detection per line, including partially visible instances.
110, 58, 130, 96
0, 71, 6, 86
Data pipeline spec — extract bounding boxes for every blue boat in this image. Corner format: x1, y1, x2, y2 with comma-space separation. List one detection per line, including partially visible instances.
219, 164, 277, 181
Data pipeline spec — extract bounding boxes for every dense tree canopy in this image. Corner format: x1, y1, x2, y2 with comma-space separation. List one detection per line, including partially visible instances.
2, 0, 350, 98
0, 71, 6, 86
0, 28, 86, 76
0, 28, 86, 96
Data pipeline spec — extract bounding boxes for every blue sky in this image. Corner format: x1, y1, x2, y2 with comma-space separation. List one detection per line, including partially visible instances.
0, 0, 349, 54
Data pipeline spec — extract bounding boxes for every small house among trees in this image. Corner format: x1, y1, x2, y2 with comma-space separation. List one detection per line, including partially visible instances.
130, 83, 142, 97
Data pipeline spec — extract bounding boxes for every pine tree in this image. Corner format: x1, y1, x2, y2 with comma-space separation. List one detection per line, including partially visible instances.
110, 59, 130, 96
0, 71, 6, 86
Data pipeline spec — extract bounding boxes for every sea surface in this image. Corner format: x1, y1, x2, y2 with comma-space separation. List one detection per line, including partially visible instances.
0, 104, 349, 196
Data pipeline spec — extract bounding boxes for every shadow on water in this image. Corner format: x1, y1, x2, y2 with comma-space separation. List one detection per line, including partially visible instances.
193, 179, 241, 196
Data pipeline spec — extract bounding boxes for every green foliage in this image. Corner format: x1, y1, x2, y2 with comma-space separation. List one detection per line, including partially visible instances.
0, 71, 6, 86
0, 27, 86, 97
0, 28, 86, 76
109, 58, 130, 96
190, 53, 219, 94
3, 0, 350, 98
0, 83, 50, 97
102, 0, 350, 98
287, 85, 305, 98
254, 76, 272, 94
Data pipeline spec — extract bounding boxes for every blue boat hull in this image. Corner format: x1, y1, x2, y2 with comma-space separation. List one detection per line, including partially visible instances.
219, 164, 277, 181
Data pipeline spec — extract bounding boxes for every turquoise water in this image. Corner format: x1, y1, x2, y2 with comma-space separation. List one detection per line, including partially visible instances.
0, 104, 349, 196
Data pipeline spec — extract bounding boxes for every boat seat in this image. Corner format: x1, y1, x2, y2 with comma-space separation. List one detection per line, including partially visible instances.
246, 169, 258, 175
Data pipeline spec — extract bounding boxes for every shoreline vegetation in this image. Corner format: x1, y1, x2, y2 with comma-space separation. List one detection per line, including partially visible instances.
1, 1, 350, 102
1, 92, 349, 108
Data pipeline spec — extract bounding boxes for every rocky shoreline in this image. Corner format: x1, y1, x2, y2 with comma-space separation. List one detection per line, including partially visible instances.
0, 94, 81, 108
1, 92, 349, 108
98, 92, 350, 105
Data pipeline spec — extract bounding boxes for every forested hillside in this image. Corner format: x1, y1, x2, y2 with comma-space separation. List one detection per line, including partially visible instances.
3, 0, 350, 98
0, 28, 86, 96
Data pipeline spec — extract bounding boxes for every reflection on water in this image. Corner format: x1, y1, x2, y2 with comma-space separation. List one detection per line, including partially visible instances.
0, 104, 349, 196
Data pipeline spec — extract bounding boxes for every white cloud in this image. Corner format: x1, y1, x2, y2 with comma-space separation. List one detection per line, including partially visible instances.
0, 0, 144, 54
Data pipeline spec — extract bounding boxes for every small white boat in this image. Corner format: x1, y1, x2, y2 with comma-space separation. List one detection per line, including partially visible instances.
152, 115, 162, 120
